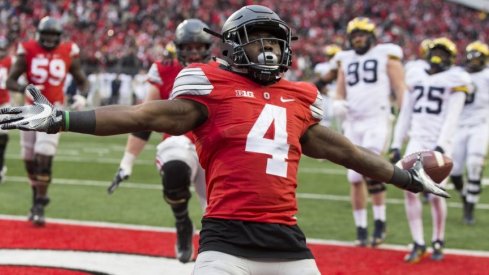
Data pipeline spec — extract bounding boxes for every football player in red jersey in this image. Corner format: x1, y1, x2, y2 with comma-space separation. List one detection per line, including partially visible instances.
108, 18, 213, 263
0, 37, 12, 183
1, 6, 448, 274
6, 16, 88, 226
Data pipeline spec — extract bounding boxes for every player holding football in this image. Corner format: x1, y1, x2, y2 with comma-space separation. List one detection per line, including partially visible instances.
0, 37, 12, 183
390, 37, 470, 262
109, 18, 212, 263
450, 41, 489, 225
6, 16, 88, 226
334, 17, 407, 247
0, 6, 448, 274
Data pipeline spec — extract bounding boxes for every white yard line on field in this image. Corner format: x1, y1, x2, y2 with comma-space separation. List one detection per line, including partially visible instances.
4, 176, 489, 210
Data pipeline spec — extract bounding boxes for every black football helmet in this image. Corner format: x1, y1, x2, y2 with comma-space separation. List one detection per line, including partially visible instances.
36, 16, 63, 50
219, 5, 293, 85
174, 19, 213, 66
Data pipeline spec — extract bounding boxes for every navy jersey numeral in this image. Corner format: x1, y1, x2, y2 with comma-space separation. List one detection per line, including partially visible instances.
347, 59, 378, 86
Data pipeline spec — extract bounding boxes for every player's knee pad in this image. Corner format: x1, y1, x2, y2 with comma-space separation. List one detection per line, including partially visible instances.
161, 160, 191, 205
366, 178, 386, 194
450, 175, 464, 193
24, 160, 37, 181
467, 180, 482, 195
467, 155, 484, 181
33, 154, 53, 186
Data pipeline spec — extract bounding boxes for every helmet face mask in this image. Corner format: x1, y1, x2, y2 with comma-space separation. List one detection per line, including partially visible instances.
174, 19, 213, 66
427, 38, 457, 73
464, 41, 488, 73
220, 5, 292, 85
36, 17, 63, 50
346, 17, 376, 55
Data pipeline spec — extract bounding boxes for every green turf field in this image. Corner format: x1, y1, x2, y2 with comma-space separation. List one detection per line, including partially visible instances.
1, 131, 488, 251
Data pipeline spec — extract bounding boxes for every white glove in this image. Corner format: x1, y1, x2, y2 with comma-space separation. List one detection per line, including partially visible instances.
24, 84, 44, 101
332, 100, 348, 120
70, 94, 87, 111
0, 84, 63, 134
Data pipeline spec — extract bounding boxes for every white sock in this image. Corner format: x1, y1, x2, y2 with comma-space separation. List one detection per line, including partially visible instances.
404, 191, 424, 245
120, 151, 136, 175
372, 205, 386, 221
353, 209, 367, 228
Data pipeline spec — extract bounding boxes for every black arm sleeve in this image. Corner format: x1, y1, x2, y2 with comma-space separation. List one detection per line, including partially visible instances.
131, 131, 152, 141
64, 110, 96, 134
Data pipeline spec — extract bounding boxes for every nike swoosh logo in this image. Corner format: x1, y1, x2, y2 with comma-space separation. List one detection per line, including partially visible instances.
27, 104, 53, 122
280, 97, 295, 103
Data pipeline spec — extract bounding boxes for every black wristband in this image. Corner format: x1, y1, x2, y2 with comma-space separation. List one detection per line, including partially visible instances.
65, 110, 96, 134
388, 165, 411, 189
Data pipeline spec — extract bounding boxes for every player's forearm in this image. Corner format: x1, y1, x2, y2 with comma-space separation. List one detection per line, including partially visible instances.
6, 79, 26, 93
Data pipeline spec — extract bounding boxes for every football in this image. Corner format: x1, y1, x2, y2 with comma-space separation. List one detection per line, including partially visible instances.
398, 151, 453, 183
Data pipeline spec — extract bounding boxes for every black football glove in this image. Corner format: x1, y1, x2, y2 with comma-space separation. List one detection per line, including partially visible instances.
434, 146, 445, 154
0, 84, 63, 134
405, 154, 450, 198
107, 167, 130, 194
388, 148, 401, 164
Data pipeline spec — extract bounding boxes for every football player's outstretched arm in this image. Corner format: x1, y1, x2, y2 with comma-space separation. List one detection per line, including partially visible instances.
301, 124, 450, 198
0, 85, 207, 136
88, 98, 207, 135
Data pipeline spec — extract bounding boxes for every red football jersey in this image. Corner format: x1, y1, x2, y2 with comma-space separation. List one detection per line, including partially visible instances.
147, 59, 195, 141
147, 59, 183, 100
0, 55, 12, 104
18, 40, 79, 104
171, 61, 323, 225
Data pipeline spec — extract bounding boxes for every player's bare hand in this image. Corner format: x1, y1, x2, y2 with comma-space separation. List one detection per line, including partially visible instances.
0, 84, 63, 133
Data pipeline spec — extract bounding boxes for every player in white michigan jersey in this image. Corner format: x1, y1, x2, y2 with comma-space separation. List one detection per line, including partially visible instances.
335, 17, 407, 247
450, 41, 489, 225
313, 44, 342, 129
390, 37, 470, 263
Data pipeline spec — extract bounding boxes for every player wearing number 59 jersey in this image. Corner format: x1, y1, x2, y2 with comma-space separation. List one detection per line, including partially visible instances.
6, 16, 88, 227
335, 17, 407, 247
390, 37, 470, 262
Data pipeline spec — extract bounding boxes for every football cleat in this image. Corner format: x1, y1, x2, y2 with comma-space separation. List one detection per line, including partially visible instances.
404, 242, 428, 263
175, 217, 194, 263
355, 227, 368, 247
431, 240, 444, 261
371, 220, 386, 247
28, 197, 50, 227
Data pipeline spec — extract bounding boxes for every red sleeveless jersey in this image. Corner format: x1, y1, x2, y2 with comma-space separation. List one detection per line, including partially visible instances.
0, 55, 12, 104
18, 40, 79, 104
171, 61, 323, 225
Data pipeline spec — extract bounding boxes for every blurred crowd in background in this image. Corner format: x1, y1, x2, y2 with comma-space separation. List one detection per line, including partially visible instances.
0, 0, 487, 104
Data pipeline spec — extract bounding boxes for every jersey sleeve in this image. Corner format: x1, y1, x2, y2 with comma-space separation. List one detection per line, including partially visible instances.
170, 67, 214, 100
436, 91, 466, 150
147, 63, 163, 85
381, 43, 403, 60
70, 43, 80, 57
449, 68, 471, 94
310, 90, 324, 121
